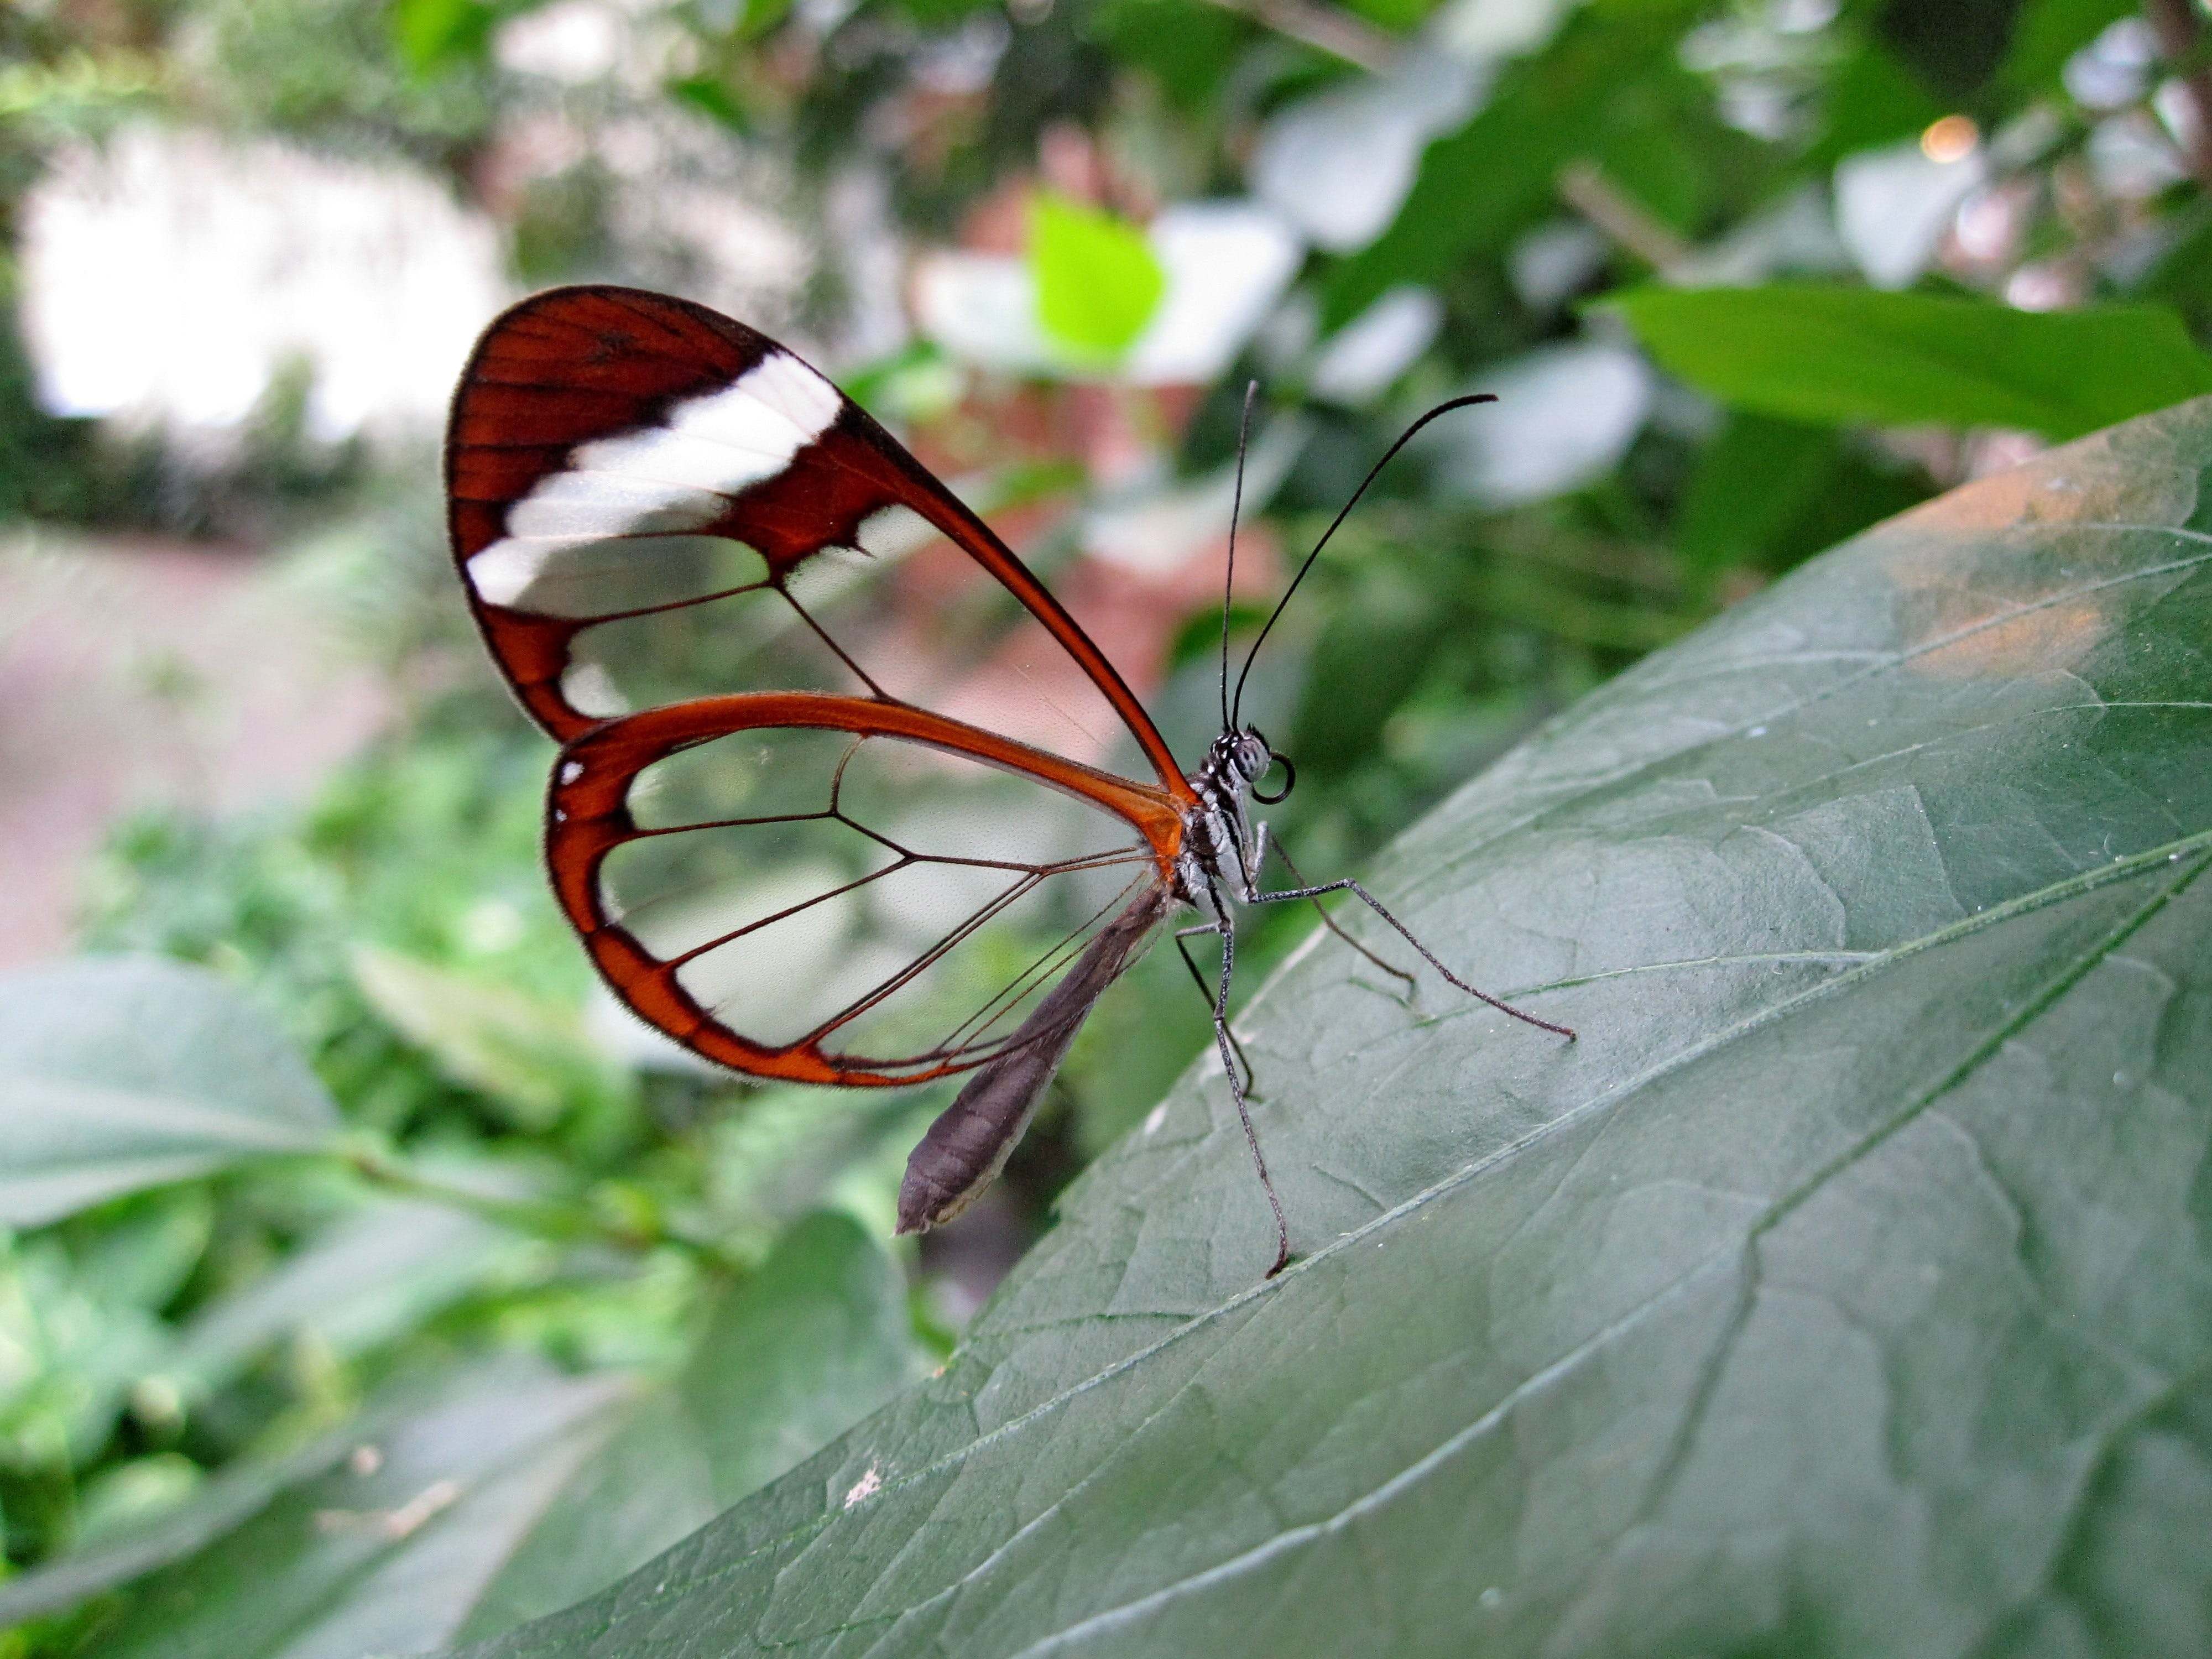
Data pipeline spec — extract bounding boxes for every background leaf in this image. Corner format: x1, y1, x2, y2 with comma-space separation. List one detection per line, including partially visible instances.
455, 1212, 919, 1640
1606, 284, 2212, 438
0, 1417, 383, 1627
351, 947, 617, 1132
165, 1193, 536, 1402
454, 398, 2212, 1658
1028, 192, 1167, 364
50, 1359, 634, 1659
0, 958, 341, 1226
0, 1215, 916, 1651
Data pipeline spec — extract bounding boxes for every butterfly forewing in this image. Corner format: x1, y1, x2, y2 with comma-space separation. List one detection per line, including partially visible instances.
448, 286, 1181, 787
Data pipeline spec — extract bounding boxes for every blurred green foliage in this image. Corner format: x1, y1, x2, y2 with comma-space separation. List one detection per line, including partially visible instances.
2, 0, 2210, 1647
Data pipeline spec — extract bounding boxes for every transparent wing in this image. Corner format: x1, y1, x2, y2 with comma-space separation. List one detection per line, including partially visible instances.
447, 285, 1187, 794
548, 692, 1180, 1084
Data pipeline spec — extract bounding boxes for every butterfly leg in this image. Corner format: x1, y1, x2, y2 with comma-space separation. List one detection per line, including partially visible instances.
1241, 823, 1574, 1041
1204, 898, 1292, 1277
1175, 923, 1258, 1098
1261, 835, 1416, 997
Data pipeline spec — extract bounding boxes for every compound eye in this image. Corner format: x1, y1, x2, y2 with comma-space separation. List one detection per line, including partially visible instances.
1238, 730, 1270, 777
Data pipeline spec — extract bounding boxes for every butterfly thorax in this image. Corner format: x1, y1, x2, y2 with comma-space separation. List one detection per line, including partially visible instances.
1174, 728, 1272, 906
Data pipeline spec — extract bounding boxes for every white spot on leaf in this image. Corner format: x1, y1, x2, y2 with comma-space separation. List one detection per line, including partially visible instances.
843, 1463, 881, 1509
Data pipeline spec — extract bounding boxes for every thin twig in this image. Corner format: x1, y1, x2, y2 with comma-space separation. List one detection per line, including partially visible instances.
1557, 159, 1693, 274
2142, 0, 2212, 192
1193, 0, 1397, 73
346, 1144, 744, 1270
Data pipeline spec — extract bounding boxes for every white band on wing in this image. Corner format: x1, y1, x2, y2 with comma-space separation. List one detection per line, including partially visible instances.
466, 350, 843, 611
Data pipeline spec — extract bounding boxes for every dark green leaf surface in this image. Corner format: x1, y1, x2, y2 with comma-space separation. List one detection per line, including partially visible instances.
0, 958, 342, 1225
455, 397, 2212, 1658
1607, 284, 2212, 439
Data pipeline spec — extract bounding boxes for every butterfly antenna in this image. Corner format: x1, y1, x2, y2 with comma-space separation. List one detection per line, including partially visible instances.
1221, 379, 1259, 735
1230, 392, 1495, 728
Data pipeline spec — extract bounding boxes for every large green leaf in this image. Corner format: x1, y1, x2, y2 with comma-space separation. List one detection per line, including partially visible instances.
1606, 284, 2212, 440
0, 958, 342, 1225
456, 396, 2212, 1658
0, 1217, 915, 1652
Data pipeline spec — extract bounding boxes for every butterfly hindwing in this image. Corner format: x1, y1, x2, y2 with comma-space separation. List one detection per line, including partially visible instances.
547, 691, 1178, 1084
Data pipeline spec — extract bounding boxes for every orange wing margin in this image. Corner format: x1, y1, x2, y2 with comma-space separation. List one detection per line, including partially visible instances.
547, 691, 1185, 1086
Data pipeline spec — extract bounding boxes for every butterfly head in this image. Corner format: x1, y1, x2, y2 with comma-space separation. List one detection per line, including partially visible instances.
1218, 726, 1293, 806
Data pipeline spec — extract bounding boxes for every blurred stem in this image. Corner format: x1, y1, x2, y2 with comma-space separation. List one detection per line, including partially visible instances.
344, 1144, 742, 1271
1470, 565, 1700, 652
2143, 0, 2212, 190
1195, 0, 1396, 71
1485, 519, 1685, 596
1557, 160, 1692, 274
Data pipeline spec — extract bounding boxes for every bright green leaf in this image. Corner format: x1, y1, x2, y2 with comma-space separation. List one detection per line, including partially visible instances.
0, 1234, 176, 1466
389, 0, 506, 72
1606, 283, 2212, 438
0, 959, 341, 1227
1334, 0, 1440, 32
455, 397, 2212, 1657
1028, 192, 1166, 365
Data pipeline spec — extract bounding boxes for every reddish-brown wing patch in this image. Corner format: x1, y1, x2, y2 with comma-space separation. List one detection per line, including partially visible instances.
446, 285, 1188, 795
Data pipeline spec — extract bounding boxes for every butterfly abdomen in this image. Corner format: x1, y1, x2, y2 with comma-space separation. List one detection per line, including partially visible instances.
897, 885, 1170, 1233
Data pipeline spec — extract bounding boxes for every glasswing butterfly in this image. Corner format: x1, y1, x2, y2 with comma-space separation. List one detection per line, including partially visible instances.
446, 285, 1571, 1277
